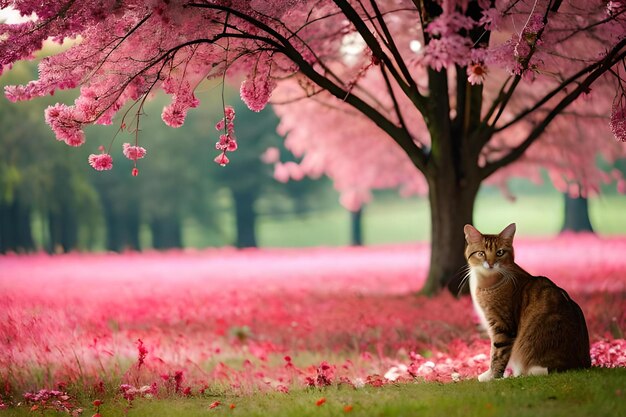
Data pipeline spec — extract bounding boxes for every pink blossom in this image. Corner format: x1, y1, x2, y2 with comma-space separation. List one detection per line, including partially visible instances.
44, 104, 85, 146
479, 8, 501, 31
88, 152, 113, 171
224, 106, 236, 122
122, 143, 147, 160
425, 12, 475, 36
161, 104, 187, 128
610, 102, 626, 142
422, 35, 472, 71
467, 63, 488, 85
137, 339, 148, 368
607, 1, 626, 15
523, 14, 545, 36
261, 147, 280, 164
591, 340, 626, 367
240, 78, 276, 112
214, 152, 230, 166
273, 162, 290, 183
161, 79, 199, 128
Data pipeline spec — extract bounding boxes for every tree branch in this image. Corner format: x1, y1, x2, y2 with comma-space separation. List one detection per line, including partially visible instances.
332, 0, 427, 113
481, 42, 626, 179
368, 1, 419, 93
186, 1, 428, 171
494, 37, 626, 133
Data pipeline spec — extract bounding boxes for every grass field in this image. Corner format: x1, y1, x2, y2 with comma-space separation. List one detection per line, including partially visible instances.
250, 192, 626, 248
4, 369, 625, 417
1, 238, 625, 416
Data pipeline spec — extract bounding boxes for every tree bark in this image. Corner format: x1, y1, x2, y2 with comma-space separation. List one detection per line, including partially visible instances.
561, 194, 594, 233
350, 207, 364, 246
0, 198, 34, 253
101, 198, 141, 252
420, 171, 480, 296
48, 203, 78, 253
151, 217, 182, 249
232, 189, 258, 248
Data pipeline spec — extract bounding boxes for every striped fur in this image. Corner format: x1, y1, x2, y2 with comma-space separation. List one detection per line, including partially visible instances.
463, 223, 591, 381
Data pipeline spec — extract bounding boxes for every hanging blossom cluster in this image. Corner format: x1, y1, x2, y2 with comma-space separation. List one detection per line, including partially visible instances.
214, 106, 237, 166
419, 0, 504, 85
161, 78, 200, 128
239, 53, 277, 112
422, 11, 475, 72
88, 143, 146, 174
44, 104, 86, 147
420, 2, 549, 85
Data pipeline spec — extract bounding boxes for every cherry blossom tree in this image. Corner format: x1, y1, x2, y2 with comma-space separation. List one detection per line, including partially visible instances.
1, 0, 625, 294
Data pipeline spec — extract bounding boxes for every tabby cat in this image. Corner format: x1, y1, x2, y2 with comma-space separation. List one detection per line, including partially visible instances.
463, 223, 591, 381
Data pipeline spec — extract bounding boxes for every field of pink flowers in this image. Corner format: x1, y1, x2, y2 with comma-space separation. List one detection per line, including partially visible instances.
1, 235, 626, 412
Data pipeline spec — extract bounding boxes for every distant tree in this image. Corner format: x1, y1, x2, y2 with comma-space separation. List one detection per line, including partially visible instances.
215, 104, 280, 247
561, 193, 593, 233
0, 63, 100, 253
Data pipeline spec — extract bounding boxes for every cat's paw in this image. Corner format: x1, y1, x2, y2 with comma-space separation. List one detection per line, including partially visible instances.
478, 370, 494, 382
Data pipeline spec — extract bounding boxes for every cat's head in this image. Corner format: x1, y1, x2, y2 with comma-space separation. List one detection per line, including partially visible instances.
464, 223, 516, 273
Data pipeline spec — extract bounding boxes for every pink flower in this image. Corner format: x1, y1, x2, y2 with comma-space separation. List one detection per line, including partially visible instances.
523, 14, 545, 35
261, 147, 280, 164
240, 78, 276, 112
214, 152, 230, 166
607, 1, 626, 16
467, 63, 488, 85
422, 35, 472, 71
479, 8, 501, 31
161, 104, 186, 128
610, 102, 626, 142
136, 339, 148, 368
273, 162, 290, 183
123, 143, 147, 160
45, 104, 85, 146
88, 153, 113, 171
224, 105, 235, 121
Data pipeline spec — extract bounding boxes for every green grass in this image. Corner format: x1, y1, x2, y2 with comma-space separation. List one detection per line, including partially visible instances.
253, 192, 626, 247
4, 368, 624, 417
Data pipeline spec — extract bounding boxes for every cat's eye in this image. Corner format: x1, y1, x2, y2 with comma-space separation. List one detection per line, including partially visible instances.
496, 249, 505, 256
476, 251, 485, 258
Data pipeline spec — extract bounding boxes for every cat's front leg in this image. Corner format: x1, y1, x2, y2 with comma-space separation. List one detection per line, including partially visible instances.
481, 332, 515, 381
478, 369, 494, 382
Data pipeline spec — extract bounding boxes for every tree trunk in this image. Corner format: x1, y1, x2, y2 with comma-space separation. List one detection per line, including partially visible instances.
50, 202, 78, 252
561, 194, 594, 233
420, 173, 480, 296
350, 208, 363, 246
0, 199, 34, 253
232, 189, 258, 248
101, 198, 141, 252
151, 217, 182, 249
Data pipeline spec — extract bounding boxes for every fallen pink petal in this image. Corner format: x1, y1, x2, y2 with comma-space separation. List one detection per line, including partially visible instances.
1, 238, 623, 400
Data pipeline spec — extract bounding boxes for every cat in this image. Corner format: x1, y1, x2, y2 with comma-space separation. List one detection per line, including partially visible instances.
463, 223, 591, 381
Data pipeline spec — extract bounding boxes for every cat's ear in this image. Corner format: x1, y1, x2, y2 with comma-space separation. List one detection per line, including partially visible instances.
499, 223, 516, 240
464, 224, 483, 244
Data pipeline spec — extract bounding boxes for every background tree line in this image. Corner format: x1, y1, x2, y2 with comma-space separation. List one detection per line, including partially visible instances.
2, 62, 624, 254
0, 62, 331, 253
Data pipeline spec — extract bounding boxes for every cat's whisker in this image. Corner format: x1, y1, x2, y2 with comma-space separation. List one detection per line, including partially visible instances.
456, 265, 472, 297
